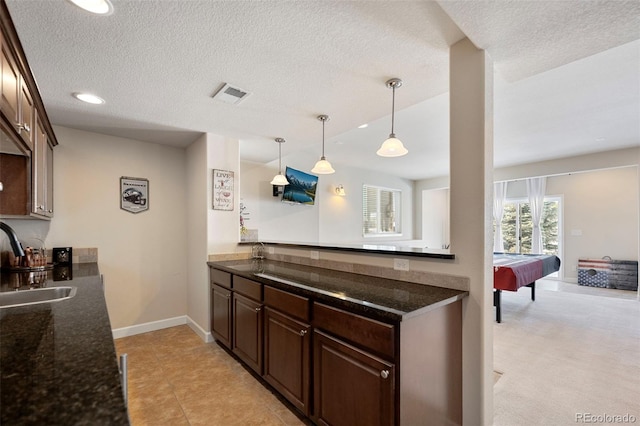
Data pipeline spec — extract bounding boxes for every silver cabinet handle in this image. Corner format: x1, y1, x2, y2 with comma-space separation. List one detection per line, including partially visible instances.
380, 370, 389, 379
299, 329, 307, 336
16, 123, 30, 133
119, 353, 128, 407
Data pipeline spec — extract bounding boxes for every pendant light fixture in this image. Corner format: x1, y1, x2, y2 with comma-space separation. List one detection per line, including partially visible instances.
377, 78, 408, 157
311, 115, 335, 174
270, 138, 289, 186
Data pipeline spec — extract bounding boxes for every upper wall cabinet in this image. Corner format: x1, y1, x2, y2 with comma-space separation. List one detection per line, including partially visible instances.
0, 1, 58, 219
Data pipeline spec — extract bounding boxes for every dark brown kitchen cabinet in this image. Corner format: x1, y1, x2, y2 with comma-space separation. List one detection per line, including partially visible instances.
263, 285, 311, 416
31, 115, 53, 218
312, 302, 396, 426
210, 269, 232, 349
211, 283, 232, 349
1, 30, 20, 141
232, 276, 263, 375
0, 3, 57, 219
313, 330, 395, 426
207, 264, 463, 426
0, 30, 33, 151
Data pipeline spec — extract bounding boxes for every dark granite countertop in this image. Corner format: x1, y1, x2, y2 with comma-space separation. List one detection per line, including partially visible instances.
0, 263, 129, 425
208, 259, 467, 322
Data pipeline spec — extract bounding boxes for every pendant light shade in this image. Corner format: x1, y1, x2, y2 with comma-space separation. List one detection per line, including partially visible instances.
377, 78, 408, 157
270, 138, 289, 186
311, 115, 335, 174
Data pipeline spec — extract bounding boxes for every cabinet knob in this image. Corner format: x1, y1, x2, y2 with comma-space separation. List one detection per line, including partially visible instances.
255, 306, 262, 312
299, 329, 307, 336
226, 293, 231, 298
380, 370, 389, 379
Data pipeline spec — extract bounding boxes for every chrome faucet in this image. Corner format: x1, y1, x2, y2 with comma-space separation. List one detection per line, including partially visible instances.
0, 221, 25, 257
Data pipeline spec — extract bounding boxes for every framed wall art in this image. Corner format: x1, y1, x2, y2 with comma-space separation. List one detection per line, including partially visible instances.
213, 169, 234, 211
120, 176, 149, 214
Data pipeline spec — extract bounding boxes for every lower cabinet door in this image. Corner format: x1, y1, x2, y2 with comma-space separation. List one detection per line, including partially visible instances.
313, 330, 395, 426
233, 293, 263, 374
211, 284, 232, 349
263, 307, 310, 416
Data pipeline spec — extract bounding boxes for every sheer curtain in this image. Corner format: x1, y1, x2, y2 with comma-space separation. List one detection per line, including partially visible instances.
527, 177, 547, 254
493, 181, 508, 252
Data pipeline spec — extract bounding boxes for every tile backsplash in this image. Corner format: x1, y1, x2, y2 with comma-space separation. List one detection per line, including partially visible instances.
1, 247, 98, 268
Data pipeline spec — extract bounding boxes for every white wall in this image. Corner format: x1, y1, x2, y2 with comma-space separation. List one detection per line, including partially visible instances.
416, 148, 640, 281
240, 152, 320, 243
421, 188, 450, 249
185, 134, 241, 336
186, 135, 209, 334
239, 152, 414, 244
4, 126, 189, 330
557, 167, 639, 280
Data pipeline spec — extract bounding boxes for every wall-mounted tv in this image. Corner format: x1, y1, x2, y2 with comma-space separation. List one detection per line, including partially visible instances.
282, 166, 318, 205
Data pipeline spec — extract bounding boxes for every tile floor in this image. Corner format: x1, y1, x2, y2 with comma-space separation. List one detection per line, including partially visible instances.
114, 325, 306, 426
114, 281, 636, 425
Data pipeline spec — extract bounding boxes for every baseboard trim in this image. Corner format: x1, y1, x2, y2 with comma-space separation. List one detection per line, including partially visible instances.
187, 316, 214, 343
112, 316, 187, 339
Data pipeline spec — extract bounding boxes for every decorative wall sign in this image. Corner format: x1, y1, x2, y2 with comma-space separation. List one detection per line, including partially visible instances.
213, 169, 234, 211
120, 176, 149, 214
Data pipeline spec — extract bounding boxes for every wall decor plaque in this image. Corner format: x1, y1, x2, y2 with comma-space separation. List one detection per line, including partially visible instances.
213, 169, 234, 211
120, 176, 149, 214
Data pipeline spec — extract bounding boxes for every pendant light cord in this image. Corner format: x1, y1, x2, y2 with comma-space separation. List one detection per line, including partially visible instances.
390, 85, 396, 136
322, 119, 326, 157
278, 141, 282, 173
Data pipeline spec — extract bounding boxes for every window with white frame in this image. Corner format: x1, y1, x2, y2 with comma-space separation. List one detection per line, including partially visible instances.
500, 196, 561, 256
362, 185, 401, 236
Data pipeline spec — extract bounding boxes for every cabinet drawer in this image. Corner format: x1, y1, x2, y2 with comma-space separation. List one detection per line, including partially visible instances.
233, 276, 262, 301
313, 303, 395, 360
264, 286, 310, 322
210, 268, 231, 289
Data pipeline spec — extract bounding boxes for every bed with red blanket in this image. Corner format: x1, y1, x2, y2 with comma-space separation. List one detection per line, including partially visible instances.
493, 253, 561, 322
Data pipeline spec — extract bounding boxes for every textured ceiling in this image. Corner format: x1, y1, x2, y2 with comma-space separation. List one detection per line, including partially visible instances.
5, 0, 640, 180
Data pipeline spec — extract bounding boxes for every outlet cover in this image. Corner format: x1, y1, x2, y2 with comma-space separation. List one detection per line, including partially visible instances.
268, 247, 274, 254
394, 258, 410, 271
310, 251, 320, 260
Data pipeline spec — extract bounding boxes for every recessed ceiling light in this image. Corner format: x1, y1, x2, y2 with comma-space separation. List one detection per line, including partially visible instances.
73, 92, 105, 105
67, 0, 114, 15
358, 123, 368, 129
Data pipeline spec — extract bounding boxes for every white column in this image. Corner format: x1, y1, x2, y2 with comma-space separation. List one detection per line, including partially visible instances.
449, 38, 494, 425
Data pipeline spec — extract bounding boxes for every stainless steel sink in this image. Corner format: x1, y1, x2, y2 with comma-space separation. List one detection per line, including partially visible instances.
0, 286, 77, 309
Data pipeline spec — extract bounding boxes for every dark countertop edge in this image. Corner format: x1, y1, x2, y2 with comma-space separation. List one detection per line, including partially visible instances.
208, 260, 468, 323
401, 293, 468, 320
238, 241, 456, 259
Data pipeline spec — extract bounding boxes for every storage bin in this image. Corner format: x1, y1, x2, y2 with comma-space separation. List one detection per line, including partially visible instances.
578, 258, 638, 291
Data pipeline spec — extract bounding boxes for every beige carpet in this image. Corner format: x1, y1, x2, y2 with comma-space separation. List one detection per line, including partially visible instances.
493, 284, 640, 425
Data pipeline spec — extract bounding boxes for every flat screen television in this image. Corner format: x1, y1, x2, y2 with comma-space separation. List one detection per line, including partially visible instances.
282, 166, 318, 205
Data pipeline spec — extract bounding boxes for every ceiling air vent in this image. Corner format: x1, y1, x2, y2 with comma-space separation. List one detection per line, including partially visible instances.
212, 83, 252, 105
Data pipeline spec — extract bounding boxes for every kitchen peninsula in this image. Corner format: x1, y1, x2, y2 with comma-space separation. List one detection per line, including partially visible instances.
0, 263, 129, 425
208, 251, 467, 426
